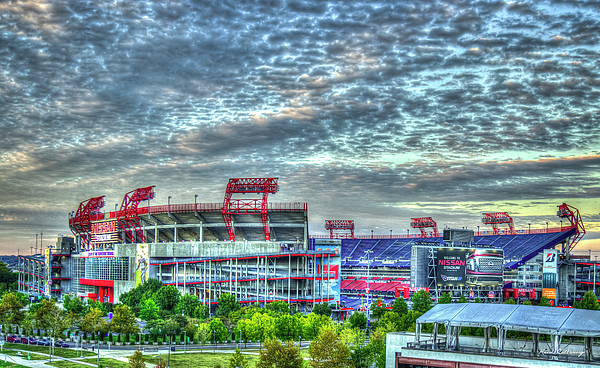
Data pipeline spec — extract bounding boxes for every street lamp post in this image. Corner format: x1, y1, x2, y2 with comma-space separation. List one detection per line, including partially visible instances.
168, 196, 172, 214
194, 194, 198, 212
371, 230, 373, 239
528, 223, 531, 234
138, 332, 141, 351
184, 331, 186, 353
560, 220, 563, 230
390, 230, 392, 238
477, 226, 479, 236
407, 229, 409, 238
546, 222, 549, 233
364, 250, 373, 324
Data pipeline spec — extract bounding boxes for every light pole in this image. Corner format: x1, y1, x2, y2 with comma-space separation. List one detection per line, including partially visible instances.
390, 230, 392, 239
184, 330, 186, 353
546, 222, 549, 233
371, 230, 373, 239
595, 256, 598, 295
114, 204, 118, 213
528, 223, 531, 234
213, 330, 216, 353
364, 250, 373, 322
477, 226, 479, 236
560, 220, 563, 230
194, 194, 198, 212
138, 332, 141, 351
168, 196, 172, 214
407, 229, 409, 238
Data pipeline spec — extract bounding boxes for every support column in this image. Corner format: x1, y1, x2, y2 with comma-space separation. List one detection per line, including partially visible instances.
183, 262, 186, 294
288, 254, 291, 304
176, 262, 179, 288
256, 256, 260, 305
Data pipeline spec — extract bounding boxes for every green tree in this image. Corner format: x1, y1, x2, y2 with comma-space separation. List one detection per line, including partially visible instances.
81, 307, 107, 336
128, 349, 145, 368
266, 300, 291, 315
438, 293, 452, 304
196, 322, 211, 350
505, 298, 516, 304
154, 285, 180, 312
109, 304, 140, 335
208, 318, 229, 343
274, 313, 302, 341
257, 338, 303, 368
391, 298, 408, 316
348, 312, 367, 331
312, 303, 332, 317
0, 262, 18, 293
303, 313, 333, 340
162, 318, 182, 340
378, 311, 401, 332
229, 348, 249, 368
175, 293, 202, 317
411, 290, 432, 313
309, 327, 354, 368
64, 295, 87, 316
457, 294, 468, 303
245, 312, 275, 349
367, 327, 386, 368
120, 279, 164, 309
579, 290, 600, 310
523, 300, 533, 305
538, 296, 551, 307
34, 299, 71, 341
398, 310, 423, 332
474, 297, 482, 303
216, 293, 240, 317
370, 298, 387, 320
139, 299, 160, 322
194, 304, 210, 320
0, 292, 25, 333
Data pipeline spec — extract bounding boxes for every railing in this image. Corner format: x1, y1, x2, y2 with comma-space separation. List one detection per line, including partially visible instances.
70, 202, 308, 223
311, 226, 575, 239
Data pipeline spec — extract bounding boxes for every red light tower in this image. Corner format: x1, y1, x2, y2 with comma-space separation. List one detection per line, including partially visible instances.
325, 220, 355, 239
222, 178, 279, 242
410, 217, 439, 238
482, 212, 515, 235
117, 186, 155, 243
557, 203, 585, 251
70, 196, 105, 248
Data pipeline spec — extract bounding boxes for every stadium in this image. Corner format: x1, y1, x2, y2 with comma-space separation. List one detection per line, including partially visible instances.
15, 177, 596, 315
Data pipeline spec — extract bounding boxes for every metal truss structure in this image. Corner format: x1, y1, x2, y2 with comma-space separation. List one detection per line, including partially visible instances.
557, 203, 586, 252
222, 178, 279, 242
70, 195, 105, 248
324, 220, 355, 239
482, 212, 515, 235
410, 217, 439, 237
117, 186, 155, 243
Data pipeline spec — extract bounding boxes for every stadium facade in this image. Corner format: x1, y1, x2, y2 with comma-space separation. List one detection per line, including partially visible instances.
15, 179, 595, 312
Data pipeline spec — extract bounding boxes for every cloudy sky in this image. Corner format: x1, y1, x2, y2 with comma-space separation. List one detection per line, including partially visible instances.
1, 0, 599, 255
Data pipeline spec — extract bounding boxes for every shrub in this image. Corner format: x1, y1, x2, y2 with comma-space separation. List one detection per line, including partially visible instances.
157, 337, 163, 345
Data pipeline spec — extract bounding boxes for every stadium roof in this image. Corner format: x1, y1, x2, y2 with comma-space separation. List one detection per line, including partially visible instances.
417, 303, 600, 337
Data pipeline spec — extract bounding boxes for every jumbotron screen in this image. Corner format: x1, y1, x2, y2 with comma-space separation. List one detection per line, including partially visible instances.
436, 248, 503, 287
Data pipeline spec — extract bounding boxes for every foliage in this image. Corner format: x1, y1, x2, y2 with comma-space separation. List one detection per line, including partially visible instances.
367, 327, 387, 368
340, 326, 365, 347
411, 290, 432, 313
457, 295, 468, 303
308, 327, 354, 368
274, 313, 303, 341
505, 298, 516, 305
229, 348, 250, 368
256, 338, 304, 368
0, 262, 18, 294
194, 304, 210, 320
266, 300, 291, 315
109, 304, 140, 335
578, 290, 600, 310
348, 312, 367, 331
312, 303, 332, 317
33, 299, 71, 340
81, 307, 107, 335
438, 292, 452, 304
128, 349, 145, 368
378, 311, 401, 333
63, 295, 87, 316
0, 292, 25, 332
351, 344, 371, 368
154, 285, 180, 312
196, 322, 211, 346
391, 298, 408, 316
303, 313, 334, 340
216, 293, 240, 317
370, 298, 387, 320
398, 310, 423, 332
139, 299, 160, 322
245, 313, 275, 347
209, 318, 229, 342
162, 318, 182, 337
538, 296, 551, 307
175, 293, 202, 317
523, 300, 532, 305
120, 279, 164, 309
474, 297, 482, 303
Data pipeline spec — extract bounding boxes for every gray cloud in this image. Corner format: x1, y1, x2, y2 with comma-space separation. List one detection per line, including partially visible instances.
0, 0, 599, 252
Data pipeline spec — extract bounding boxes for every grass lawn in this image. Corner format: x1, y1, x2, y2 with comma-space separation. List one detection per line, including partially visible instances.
143, 352, 261, 368
0, 362, 29, 368
47, 358, 129, 368
3, 343, 96, 359
2, 350, 47, 360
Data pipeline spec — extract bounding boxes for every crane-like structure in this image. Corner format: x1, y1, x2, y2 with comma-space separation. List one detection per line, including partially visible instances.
482, 212, 515, 235
222, 178, 279, 242
557, 203, 585, 252
117, 186, 155, 243
325, 220, 355, 239
70, 195, 105, 249
410, 217, 439, 237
